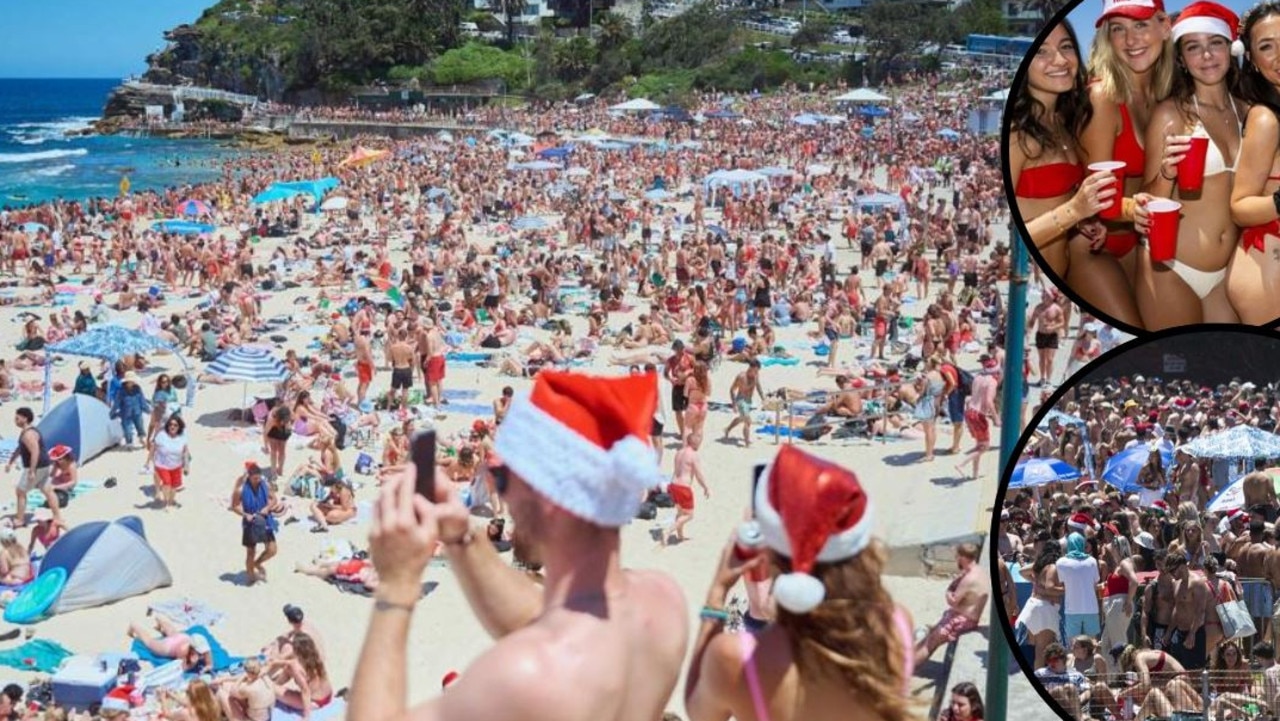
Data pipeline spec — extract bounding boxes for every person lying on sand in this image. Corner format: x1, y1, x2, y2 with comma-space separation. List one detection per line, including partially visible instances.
294, 555, 379, 591
127, 613, 212, 673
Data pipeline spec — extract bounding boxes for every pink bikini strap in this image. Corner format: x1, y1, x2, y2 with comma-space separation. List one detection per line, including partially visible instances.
893, 606, 916, 693
738, 631, 772, 721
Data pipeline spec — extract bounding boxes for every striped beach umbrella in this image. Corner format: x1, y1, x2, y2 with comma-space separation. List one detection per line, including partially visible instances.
206, 346, 288, 414
176, 199, 212, 217
1008, 458, 1081, 489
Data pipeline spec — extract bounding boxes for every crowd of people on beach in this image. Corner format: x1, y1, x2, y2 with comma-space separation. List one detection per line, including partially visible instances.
0, 68, 1033, 720
999, 368, 1280, 721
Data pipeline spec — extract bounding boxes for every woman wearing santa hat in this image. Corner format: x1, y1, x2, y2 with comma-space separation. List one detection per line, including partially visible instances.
1228, 1, 1280, 323
1138, 1, 1245, 327
684, 446, 917, 721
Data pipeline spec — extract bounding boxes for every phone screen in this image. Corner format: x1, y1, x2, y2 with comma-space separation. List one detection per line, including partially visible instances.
411, 430, 437, 500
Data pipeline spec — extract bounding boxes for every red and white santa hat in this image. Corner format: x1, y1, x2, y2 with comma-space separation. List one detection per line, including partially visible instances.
1173, 1, 1244, 56
1097, 0, 1164, 27
1151, 499, 1170, 515
1229, 508, 1249, 524
754, 445, 874, 614
1067, 512, 1093, 531
494, 370, 664, 527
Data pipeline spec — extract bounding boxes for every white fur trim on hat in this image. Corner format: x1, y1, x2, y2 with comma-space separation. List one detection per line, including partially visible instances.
495, 393, 663, 527
1233, 39, 1246, 56
1173, 16, 1232, 42
773, 572, 828, 614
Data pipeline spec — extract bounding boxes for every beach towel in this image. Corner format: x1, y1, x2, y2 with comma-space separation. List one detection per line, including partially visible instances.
0, 639, 74, 674
302, 501, 374, 532
138, 660, 184, 692
758, 425, 804, 439
759, 356, 800, 367
442, 389, 481, 401
0, 440, 16, 465
147, 598, 226, 629
446, 352, 492, 363
28, 480, 99, 509
131, 626, 243, 674
271, 698, 348, 721
434, 403, 492, 417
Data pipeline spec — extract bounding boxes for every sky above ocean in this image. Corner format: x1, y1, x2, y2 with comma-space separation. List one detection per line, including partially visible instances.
0, 0, 211, 78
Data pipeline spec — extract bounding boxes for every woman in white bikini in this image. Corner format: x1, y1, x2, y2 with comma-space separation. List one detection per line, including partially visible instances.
1139, 2, 1245, 326
1229, 1, 1280, 323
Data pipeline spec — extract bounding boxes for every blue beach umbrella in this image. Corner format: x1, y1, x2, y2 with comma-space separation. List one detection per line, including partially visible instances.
511, 216, 550, 231
205, 345, 289, 412
706, 224, 729, 237
536, 146, 573, 159
1102, 443, 1174, 494
252, 186, 302, 204
151, 220, 215, 235
1008, 458, 1082, 489
938, 128, 962, 140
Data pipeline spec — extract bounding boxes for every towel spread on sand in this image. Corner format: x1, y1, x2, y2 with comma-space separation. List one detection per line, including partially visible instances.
302, 501, 373, 532
0, 639, 74, 673
28, 480, 99, 509
131, 625, 244, 673
271, 698, 348, 721
148, 598, 226, 629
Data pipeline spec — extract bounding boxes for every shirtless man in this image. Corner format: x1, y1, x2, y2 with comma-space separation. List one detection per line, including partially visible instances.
388, 330, 417, 410
915, 542, 989, 664
354, 330, 375, 405
216, 658, 275, 721
956, 358, 999, 481
723, 361, 765, 447
418, 320, 447, 409
349, 373, 689, 721
1232, 520, 1273, 642
1028, 293, 1065, 386
1166, 554, 1210, 669
869, 236, 893, 287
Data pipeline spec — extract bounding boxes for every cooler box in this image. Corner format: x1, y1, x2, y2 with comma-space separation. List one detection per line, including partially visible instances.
51, 655, 116, 709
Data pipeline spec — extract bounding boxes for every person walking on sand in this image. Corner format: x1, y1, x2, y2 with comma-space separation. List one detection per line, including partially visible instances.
419, 318, 447, 409
388, 329, 416, 410
665, 340, 693, 439
957, 355, 999, 481
723, 360, 766, 447
5, 407, 61, 529
146, 414, 191, 512
354, 329, 375, 406
348, 370, 689, 721
232, 463, 278, 585
663, 432, 710, 547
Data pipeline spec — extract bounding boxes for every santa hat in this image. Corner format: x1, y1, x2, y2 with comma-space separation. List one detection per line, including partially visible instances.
1151, 500, 1170, 515
494, 371, 664, 527
753, 445, 873, 614
1229, 508, 1249, 523
1067, 512, 1092, 531
1098, 0, 1164, 27
1173, 1, 1244, 57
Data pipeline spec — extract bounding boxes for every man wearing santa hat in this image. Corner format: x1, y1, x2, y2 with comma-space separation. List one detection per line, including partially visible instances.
348, 370, 689, 721
684, 445, 916, 721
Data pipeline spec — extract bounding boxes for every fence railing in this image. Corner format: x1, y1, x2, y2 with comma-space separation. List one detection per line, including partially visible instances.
1045, 668, 1280, 720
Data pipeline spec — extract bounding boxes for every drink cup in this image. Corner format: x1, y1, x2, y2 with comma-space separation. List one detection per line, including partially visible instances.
1145, 199, 1182, 263
734, 521, 768, 582
1088, 161, 1127, 219
1178, 135, 1210, 194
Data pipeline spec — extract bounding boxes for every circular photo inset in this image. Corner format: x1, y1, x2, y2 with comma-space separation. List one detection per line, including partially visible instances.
1004, 0, 1280, 330
992, 327, 1280, 720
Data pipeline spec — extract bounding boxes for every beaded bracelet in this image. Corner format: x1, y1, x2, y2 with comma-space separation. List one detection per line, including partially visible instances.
700, 606, 730, 623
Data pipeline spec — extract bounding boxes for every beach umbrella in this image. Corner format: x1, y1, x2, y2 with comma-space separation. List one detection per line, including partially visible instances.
858, 106, 891, 118
205, 345, 289, 411
512, 216, 550, 231
151, 220, 215, 235
338, 146, 390, 168
20, 222, 48, 233
1101, 443, 1174, 494
644, 189, 672, 201
176, 199, 211, 217
938, 128, 962, 140
706, 224, 729, 238
1180, 425, 1280, 459
252, 186, 302, 205
610, 98, 661, 113
44, 325, 187, 413
512, 160, 560, 171
1008, 458, 1082, 489
320, 196, 350, 211
565, 167, 591, 178
758, 166, 795, 177
536, 146, 573, 159
806, 164, 833, 177
791, 114, 821, 126
705, 109, 741, 119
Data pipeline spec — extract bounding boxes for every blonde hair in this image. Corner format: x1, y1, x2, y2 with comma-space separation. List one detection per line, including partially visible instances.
186, 679, 221, 721
1089, 17, 1176, 105
775, 540, 921, 721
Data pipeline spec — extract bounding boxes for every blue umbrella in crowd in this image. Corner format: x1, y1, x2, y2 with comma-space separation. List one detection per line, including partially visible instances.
1008, 458, 1082, 489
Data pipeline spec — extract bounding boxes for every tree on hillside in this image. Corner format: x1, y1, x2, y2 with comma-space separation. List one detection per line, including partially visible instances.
595, 11, 633, 52
860, 0, 945, 77
489, 0, 524, 45
949, 0, 1008, 42
792, 19, 832, 49
639, 2, 735, 70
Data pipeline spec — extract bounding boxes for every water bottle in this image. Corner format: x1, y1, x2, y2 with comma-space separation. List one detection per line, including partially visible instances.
734, 521, 768, 582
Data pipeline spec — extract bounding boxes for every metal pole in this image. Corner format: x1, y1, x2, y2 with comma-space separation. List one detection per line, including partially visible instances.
986, 227, 1028, 721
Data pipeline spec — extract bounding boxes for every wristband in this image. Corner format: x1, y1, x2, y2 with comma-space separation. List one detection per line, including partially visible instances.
700, 606, 730, 623
374, 598, 416, 613
1159, 165, 1176, 182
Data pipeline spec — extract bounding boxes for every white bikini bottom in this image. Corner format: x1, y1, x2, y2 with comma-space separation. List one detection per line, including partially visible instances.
1161, 259, 1225, 300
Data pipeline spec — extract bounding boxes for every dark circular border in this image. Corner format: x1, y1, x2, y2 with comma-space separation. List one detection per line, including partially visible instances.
987, 323, 1280, 720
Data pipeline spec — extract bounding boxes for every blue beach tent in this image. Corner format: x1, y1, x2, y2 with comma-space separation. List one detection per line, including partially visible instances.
40, 517, 171, 615
36, 395, 123, 465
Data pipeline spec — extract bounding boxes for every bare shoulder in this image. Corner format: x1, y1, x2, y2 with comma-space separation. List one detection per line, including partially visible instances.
1246, 105, 1280, 137
438, 638, 570, 721
1087, 83, 1118, 113
626, 568, 687, 607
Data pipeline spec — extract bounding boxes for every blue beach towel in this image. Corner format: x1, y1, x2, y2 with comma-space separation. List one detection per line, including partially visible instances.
759, 356, 800, 367
0, 639, 74, 673
442, 389, 481, 400
757, 425, 802, 439
131, 625, 244, 674
446, 352, 492, 363
29, 480, 100, 509
271, 698, 348, 721
439, 403, 492, 416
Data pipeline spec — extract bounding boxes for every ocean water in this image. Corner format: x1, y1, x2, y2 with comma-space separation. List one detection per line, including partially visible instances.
0, 78, 238, 208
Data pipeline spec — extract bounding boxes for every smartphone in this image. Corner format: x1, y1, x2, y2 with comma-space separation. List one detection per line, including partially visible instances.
411, 430, 437, 500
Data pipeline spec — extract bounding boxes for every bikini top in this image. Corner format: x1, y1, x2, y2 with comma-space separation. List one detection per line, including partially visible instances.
738, 606, 915, 721
1015, 162, 1084, 199
1116, 104, 1146, 178
1192, 96, 1242, 177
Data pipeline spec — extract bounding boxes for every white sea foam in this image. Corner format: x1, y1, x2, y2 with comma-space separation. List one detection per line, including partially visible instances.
0, 148, 89, 164
32, 164, 75, 177
3, 117, 95, 144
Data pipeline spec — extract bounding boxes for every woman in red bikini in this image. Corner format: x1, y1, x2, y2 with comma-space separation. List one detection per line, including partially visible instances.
1010, 23, 1137, 291
267, 633, 334, 720
1229, 3, 1280, 323
1114, 643, 1203, 719
1079, 0, 1176, 328
685, 446, 916, 721
1139, 2, 1245, 327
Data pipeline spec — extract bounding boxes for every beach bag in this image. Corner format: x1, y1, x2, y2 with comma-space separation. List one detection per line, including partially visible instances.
290, 475, 322, 499
636, 501, 657, 520
648, 490, 674, 509
246, 515, 272, 545
1211, 579, 1256, 641
328, 414, 348, 450
354, 453, 375, 475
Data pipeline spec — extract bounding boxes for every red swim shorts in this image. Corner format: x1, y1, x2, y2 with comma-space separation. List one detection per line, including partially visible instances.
669, 483, 694, 511
425, 355, 446, 384
929, 609, 980, 643
964, 409, 990, 444
335, 559, 368, 579
356, 361, 374, 385
154, 466, 184, 488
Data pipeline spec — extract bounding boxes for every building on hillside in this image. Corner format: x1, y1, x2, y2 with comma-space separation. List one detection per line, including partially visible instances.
1000, 1, 1044, 35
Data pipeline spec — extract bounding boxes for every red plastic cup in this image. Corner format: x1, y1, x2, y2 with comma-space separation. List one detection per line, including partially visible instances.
1088, 161, 1126, 219
1178, 136, 1210, 194
1146, 199, 1182, 263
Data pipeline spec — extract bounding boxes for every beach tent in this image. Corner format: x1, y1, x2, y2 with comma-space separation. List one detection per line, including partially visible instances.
251, 186, 303, 205
271, 177, 340, 202
610, 98, 661, 113
855, 193, 905, 212
36, 395, 123, 465
43, 325, 193, 414
833, 88, 890, 104
40, 517, 172, 615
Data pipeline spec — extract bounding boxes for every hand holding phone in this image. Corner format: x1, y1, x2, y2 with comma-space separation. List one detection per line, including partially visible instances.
411, 430, 437, 500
